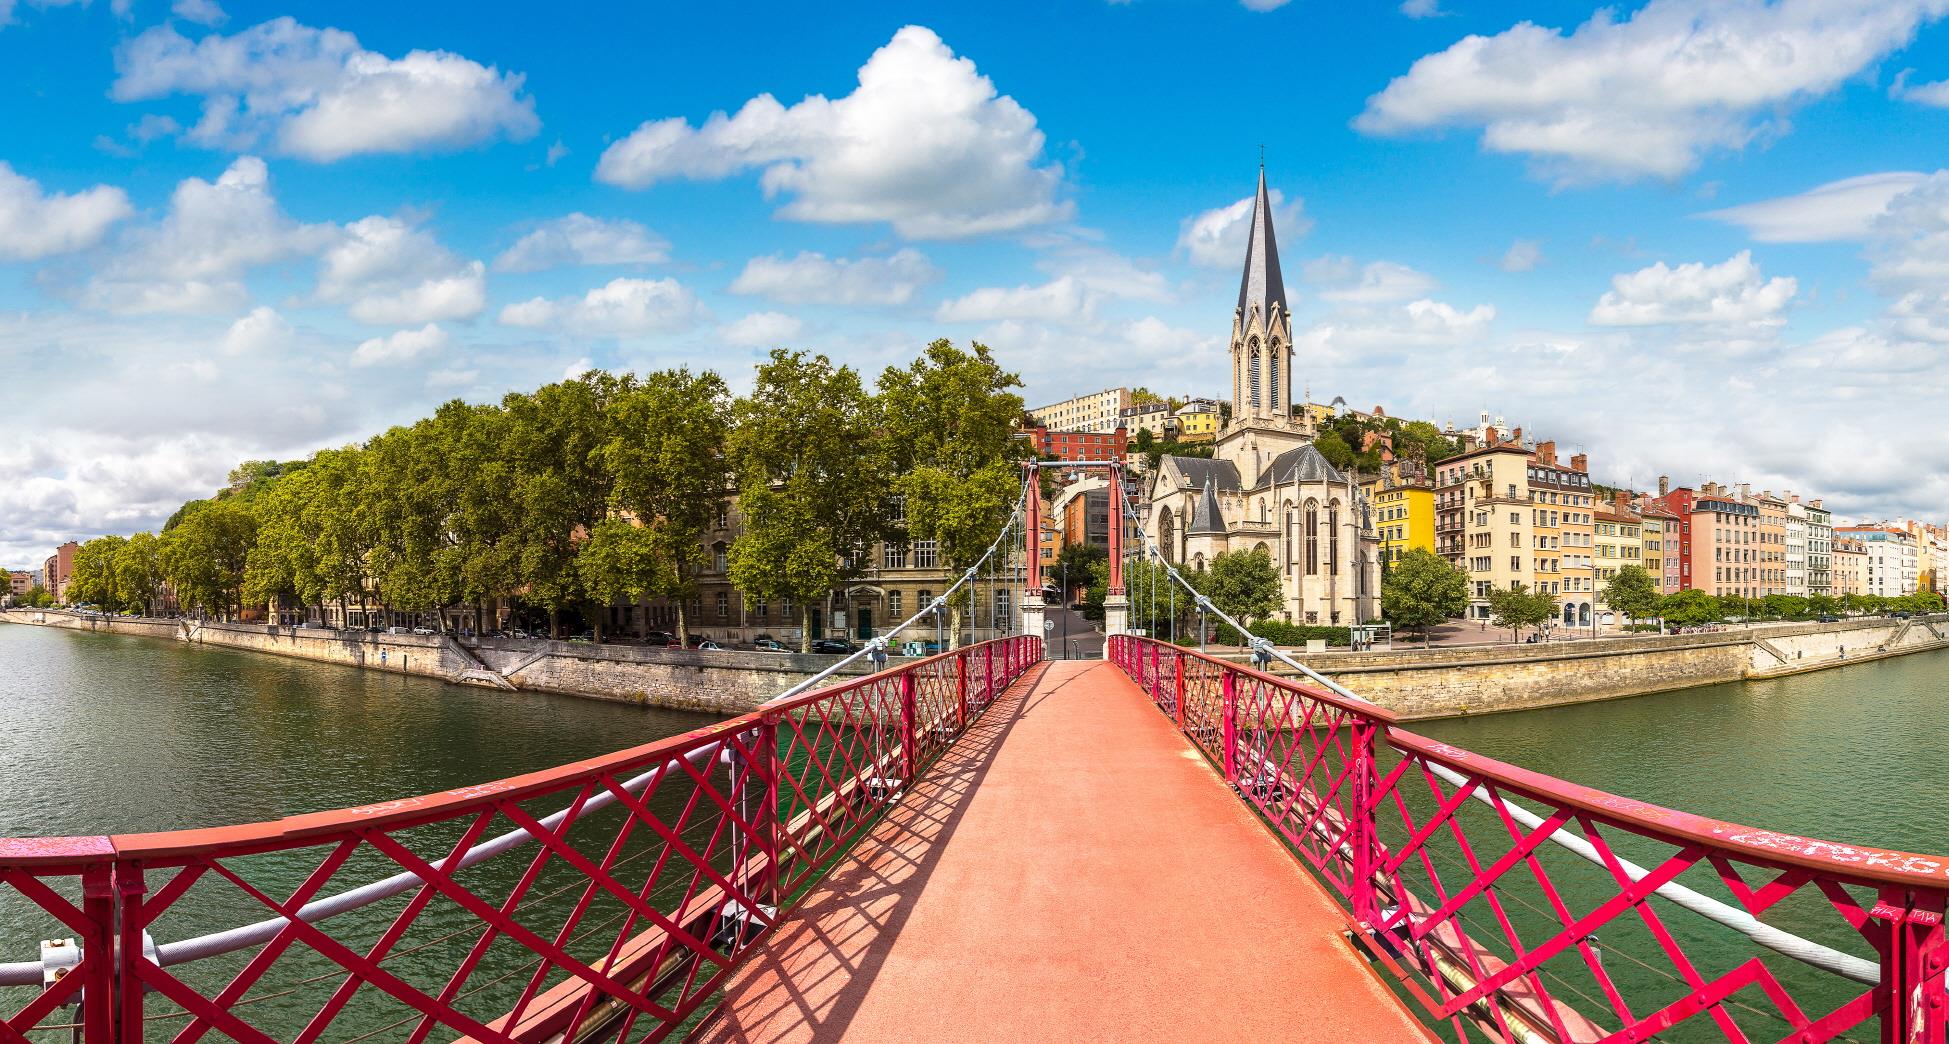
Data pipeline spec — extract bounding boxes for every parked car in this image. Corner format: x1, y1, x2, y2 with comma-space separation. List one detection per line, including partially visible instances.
810, 638, 855, 655
385, 625, 412, 634
752, 638, 789, 652
1892, 610, 1914, 619
1817, 614, 1841, 623
643, 631, 675, 647
411, 627, 435, 636
693, 639, 723, 651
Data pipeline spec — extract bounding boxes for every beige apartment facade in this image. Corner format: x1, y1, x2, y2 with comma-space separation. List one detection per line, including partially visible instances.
1436, 441, 1535, 622
1028, 387, 1132, 435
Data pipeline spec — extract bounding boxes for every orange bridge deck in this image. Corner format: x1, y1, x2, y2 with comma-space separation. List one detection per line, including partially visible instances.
695, 659, 1432, 1043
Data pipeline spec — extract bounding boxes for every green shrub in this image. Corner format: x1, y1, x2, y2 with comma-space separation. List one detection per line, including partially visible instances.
1176, 618, 1353, 648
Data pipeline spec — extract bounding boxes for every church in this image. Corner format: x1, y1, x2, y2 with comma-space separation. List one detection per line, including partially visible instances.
1144, 168, 1382, 626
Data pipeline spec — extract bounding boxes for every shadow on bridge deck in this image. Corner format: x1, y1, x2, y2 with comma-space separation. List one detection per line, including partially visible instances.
694, 660, 1432, 1043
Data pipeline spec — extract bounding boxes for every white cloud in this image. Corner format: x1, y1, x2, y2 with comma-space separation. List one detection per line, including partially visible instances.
1703, 172, 1932, 242
112, 17, 539, 161
86, 156, 334, 315
1500, 239, 1544, 272
0, 163, 131, 261
1400, 0, 1444, 17
1176, 187, 1309, 267
1239, 0, 1292, 9
1894, 70, 1949, 107
351, 322, 448, 367
595, 25, 1070, 239
729, 248, 939, 306
170, 0, 225, 26
0, 0, 85, 30
1316, 259, 1440, 304
1589, 250, 1797, 327
498, 277, 704, 337
492, 213, 669, 273
718, 311, 804, 348
219, 306, 290, 354
316, 215, 486, 325
937, 276, 1092, 324
1357, 0, 1949, 182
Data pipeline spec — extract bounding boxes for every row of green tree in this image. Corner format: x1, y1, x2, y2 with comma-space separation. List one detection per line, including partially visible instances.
59, 341, 1027, 651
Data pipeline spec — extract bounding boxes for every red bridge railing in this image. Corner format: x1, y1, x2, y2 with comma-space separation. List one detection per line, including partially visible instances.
1111, 633, 1949, 1044
0, 634, 1040, 1042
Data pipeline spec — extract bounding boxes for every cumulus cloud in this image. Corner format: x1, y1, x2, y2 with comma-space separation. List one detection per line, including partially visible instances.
498, 277, 704, 337
1400, 0, 1444, 17
1313, 259, 1440, 304
316, 215, 486, 325
1176, 187, 1309, 267
718, 311, 804, 348
0, 162, 131, 261
937, 276, 1092, 324
1357, 0, 1949, 182
596, 25, 1070, 238
729, 248, 939, 306
1894, 70, 1949, 107
219, 306, 290, 354
492, 213, 670, 272
1500, 239, 1544, 272
112, 17, 539, 161
1703, 172, 1932, 242
86, 156, 334, 315
170, 0, 225, 26
351, 322, 447, 366
1588, 250, 1797, 327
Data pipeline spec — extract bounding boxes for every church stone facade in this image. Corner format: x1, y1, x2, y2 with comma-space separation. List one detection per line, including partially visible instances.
1144, 168, 1382, 626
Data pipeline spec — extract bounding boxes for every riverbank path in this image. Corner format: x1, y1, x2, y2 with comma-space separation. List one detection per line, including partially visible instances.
694, 659, 1432, 1043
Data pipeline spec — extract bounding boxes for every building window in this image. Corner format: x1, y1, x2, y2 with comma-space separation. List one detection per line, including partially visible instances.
890, 496, 907, 524
781, 596, 794, 620
753, 597, 768, 620
716, 505, 730, 529
715, 592, 729, 620
914, 540, 939, 569
883, 544, 908, 569
994, 588, 1011, 626
1305, 504, 1319, 574
889, 590, 902, 616
712, 542, 729, 573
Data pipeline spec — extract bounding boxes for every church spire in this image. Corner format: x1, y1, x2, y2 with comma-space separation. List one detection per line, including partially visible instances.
1236, 165, 1287, 322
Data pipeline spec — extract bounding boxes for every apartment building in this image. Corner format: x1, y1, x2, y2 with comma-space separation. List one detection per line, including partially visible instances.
1028, 388, 1132, 434
1636, 502, 1682, 593
1367, 459, 1434, 568
1593, 494, 1643, 619
1435, 439, 1534, 622
1831, 537, 1868, 596
1527, 442, 1597, 628
1836, 526, 1919, 597
1804, 498, 1833, 596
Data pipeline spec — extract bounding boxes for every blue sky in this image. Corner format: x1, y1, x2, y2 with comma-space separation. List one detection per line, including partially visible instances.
4, 0, 1949, 565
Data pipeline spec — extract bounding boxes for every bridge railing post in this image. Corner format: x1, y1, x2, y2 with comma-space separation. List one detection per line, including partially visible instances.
1174, 649, 1187, 732
116, 864, 149, 1036
756, 717, 780, 908
956, 652, 969, 730
899, 671, 918, 787
984, 643, 994, 708
79, 862, 116, 1040
1348, 716, 1382, 930
1873, 889, 1948, 1043
1221, 668, 1238, 783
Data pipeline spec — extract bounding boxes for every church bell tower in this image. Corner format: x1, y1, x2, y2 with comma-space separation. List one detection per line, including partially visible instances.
1231, 165, 1295, 427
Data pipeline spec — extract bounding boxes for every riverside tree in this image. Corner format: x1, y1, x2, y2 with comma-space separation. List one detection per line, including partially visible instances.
878, 340, 1025, 646
1600, 564, 1662, 623
1486, 583, 1555, 642
66, 535, 129, 610
599, 367, 731, 646
1380, 548, 1468, 644
503, 374, 625, 639
1658, 589, 1722, 628
729, 350, 890, 652
1198, 546, 1281, 627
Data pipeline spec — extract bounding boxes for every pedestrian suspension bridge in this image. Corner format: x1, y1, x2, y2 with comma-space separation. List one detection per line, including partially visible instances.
4, 466, 1947, 1042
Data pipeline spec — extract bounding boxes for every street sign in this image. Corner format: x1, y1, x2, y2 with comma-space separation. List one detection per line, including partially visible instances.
1042, 619, 1055, 633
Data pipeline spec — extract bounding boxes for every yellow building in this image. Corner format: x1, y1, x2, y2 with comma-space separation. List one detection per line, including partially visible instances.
1592, 496, 1644, 621
1367, 460, 1435, 567
1174, 403, 1220, 443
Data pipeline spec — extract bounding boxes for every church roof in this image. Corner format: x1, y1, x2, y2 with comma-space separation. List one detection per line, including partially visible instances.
1236, 166, 1288, 322
1166, 455, 1241, 493
1188, 477, 1227, 534
1250, 443, 1346, 491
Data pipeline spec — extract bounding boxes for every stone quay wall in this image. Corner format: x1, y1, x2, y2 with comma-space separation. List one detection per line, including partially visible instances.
1253, 615, 1949, 720
0, 609, 870, 715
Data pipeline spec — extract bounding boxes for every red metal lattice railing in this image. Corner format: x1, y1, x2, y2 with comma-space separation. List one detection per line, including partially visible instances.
0, 634, 1039, 1042
1110, 634, 1949, 1044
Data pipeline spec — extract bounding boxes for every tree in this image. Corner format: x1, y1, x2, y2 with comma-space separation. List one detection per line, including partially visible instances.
1658, 589, 1722, 628
1381, 548, 1468, 643
1314, 431, 1355, 470
1601, 564, 1663, 623
1055, 542, 1106, 604
729, 350, 889, 652
1760, 593, 1808, 620
502, 373, 626, 639
602, 367, 731, 646
1199, 546, 1281, 627
160, 498, 259, 618
878, 340, 1026, 646
67, 536, 130, 611
115, 531, 165, 616
1487, 583, 1556, 642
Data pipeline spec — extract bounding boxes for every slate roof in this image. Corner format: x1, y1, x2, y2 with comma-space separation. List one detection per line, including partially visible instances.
1236, 166, 1288, 321
1166, 454, 1242, 493
1247, 444, 1345, 492
1188, 477, 1227, 535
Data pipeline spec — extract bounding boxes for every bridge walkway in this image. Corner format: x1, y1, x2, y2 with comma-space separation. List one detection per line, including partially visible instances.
694, 659, 1431, 1043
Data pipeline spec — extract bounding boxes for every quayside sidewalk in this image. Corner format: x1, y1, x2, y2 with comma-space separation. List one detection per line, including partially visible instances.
694, 659, 1431, 1043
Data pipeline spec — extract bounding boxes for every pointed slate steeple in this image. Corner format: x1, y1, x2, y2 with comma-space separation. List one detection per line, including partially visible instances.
1189, 476, 1226, 535
1235, 165, 1288, 323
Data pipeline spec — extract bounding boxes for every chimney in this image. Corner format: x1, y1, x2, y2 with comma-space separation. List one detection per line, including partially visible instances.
1512, 426, 1524, 447
1535, 440, 1556, 466
1812, 498, 1822, 509
1570, 453, 1588, 474
1658, 474, 1670, 496
1487, 429, 1500, 447
1614, 491, 1630, 510
1738, 482, 1751, 501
